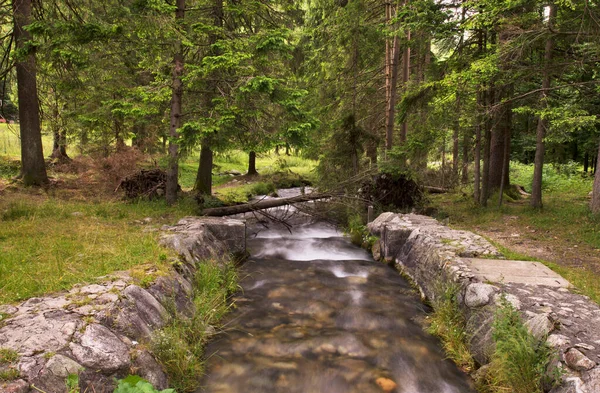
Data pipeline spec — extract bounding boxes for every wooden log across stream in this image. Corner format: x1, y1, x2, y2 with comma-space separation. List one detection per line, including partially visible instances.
201, 192, 333, 216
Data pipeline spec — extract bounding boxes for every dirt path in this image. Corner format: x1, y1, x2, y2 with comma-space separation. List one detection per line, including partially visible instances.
464, 213, 600, 275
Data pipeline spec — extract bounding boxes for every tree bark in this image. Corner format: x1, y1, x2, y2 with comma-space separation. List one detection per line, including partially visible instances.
384, 1, 391, 150
591, 141, 600, 214
400, 31, 410, 143
115, 117, 126, 151
474, 91, 482, 204
452, 90, 460, 178
385, 35, 400, 150
498, 112, 511, 207
49, 91, 69, 161
194, 0, 223, 195
51, 129, 69, 161
14, 0, 48, 186
481, 90, 491, 206
489, 98, 511, 192
461, 127, 470, 184
166, 0, 185, 205
531, 4, 556, 209
195, 144, 213, 195
248, 151, 258, 175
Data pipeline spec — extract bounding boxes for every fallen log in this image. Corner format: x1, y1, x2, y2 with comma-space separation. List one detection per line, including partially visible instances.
201, 192, 332, 217
423, 186, 450, 194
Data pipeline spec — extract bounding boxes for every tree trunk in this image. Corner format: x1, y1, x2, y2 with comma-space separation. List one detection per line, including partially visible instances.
591, 141, 600, 214
115, 118, 126, 151
489, 94, 511, 193
498, 113, 511, 208
49, 91, 69, 161
366, 138, 378, 165
193, 0, 223, 195
166, 0, 185, 205
481, 99, 491, 207
14, 0, 48, 186
248, 151, 258, 175
195, 144, 213, 195
132, 122, 149, 152
462, 127, 470, 184
474, 91, 482, 204
400, 31, 410, 143
531, 4, 556, 209
584, 152, 589, 173
385, 34, 400, 150
384, 1, 391, 150
452, 91, 461, 179
51, 129, 69, 161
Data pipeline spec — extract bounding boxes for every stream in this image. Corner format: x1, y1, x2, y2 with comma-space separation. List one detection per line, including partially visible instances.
199, 199, 475, 393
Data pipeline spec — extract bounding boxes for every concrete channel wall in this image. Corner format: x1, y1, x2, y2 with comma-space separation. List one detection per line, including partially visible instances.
368, 212, 600, 393
0, 217, 246, 393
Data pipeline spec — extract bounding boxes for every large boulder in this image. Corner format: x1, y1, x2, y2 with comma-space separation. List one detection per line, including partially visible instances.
160, 217, 246, 263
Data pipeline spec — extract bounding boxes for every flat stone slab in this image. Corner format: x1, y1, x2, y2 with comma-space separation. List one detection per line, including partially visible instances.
462, 258, 571, 288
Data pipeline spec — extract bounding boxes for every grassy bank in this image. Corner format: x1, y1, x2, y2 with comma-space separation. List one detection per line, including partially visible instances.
430, 161, 600, 304
0, 144, 315, 305
0, 195, 196, 304
151, 259, 238, 392
427, 286, 556, 393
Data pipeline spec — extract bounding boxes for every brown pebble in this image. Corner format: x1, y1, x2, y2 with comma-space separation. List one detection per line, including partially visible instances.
376, 377, 397, 392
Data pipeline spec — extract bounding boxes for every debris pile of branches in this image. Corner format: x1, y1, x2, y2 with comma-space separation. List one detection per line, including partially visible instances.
359, 172, 424, 209
117, 169, 170, 199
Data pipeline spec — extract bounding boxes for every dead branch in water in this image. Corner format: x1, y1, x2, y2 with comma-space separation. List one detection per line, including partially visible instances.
201, 192, 334, 216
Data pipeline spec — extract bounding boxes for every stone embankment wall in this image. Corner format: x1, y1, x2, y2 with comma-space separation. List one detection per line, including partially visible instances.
368, 213, 600, 393
0, 217, 245, 393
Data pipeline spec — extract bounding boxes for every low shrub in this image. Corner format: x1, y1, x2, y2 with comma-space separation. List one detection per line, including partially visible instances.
477, 300, 558, 393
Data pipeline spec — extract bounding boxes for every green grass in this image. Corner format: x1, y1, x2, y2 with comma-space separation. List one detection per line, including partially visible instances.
426, 286, 557, 393
0, 349, 18, 364
0, 124, 54, 158
426, 283, 475, 373
0, 196, 196, 304
178, 150, 317, 190
151, 259, 238, 392
0, 368, 19, 381
478, 300, 557, 393
0, 348, 19, 383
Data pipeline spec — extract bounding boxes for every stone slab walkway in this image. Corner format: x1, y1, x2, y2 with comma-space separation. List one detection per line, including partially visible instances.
462, 258, 571, 288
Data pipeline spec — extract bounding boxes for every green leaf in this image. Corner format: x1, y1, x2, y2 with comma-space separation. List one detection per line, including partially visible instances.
113, 375, 176, 393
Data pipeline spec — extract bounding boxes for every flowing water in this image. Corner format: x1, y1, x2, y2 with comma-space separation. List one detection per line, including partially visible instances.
199, 201, 475, 393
